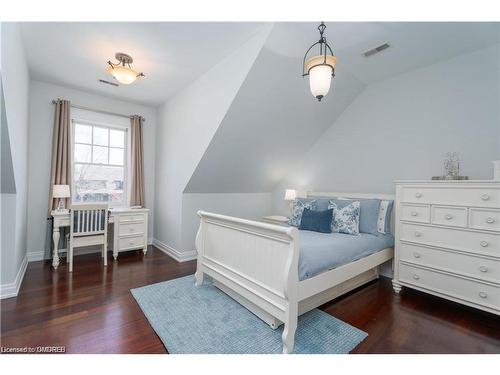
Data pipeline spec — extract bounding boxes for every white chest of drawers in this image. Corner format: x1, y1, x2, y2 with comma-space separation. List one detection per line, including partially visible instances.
111, 208, 149, 260
392, 180, 500, 315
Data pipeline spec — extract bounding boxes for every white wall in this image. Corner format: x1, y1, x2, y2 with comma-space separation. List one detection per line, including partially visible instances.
1, 22, 30, 295
154, 26, 271, 253
26, 80, 157, 259
273, 45, 500, 215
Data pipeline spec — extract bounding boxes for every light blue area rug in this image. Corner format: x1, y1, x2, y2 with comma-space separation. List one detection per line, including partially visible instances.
131, 275, 367, 354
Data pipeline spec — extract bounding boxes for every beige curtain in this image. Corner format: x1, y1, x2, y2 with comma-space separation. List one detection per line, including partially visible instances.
130, 115, 145, 207
47, 99, 72, 215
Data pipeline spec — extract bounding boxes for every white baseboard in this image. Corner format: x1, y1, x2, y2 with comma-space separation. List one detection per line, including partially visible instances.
0, 255, 28, 299
27, 251, 45, 262
152, 239, 197, 262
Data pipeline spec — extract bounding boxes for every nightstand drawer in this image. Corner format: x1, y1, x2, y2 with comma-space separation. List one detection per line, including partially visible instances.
469, 208, 500, 232
119, 213, 145, 222
400, 222, 500, 257
400, 204, 430, 223
119, 222, 144, 236
431, 206, 467, 228
399, 243, 500, 284
119, 235, 145, 250
399, 263, 500, 310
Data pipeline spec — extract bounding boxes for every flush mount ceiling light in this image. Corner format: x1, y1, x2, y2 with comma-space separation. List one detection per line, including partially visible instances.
302, 22, 337, 102
106, 52, 145, 85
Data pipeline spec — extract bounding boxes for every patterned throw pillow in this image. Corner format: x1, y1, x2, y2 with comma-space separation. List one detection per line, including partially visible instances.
288, 199, 316, 227
328, 200, 360, 235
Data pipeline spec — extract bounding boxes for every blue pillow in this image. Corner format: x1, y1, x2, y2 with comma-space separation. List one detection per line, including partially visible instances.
299, 208, 333, 233
329, 198, 381, 234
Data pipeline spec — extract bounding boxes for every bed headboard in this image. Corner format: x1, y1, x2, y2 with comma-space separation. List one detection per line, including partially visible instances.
306, 191, 396, 235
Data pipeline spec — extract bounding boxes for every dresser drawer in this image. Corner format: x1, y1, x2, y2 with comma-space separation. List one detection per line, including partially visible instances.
399, 243, 500, 284
119, 213, 145, 222
119, 222, 144, 236
469, 208, 500, 232
399, 263, 500, 310
431, 206, 467, 228
401, 186, 500, 208
400, 222, 500, 258
119, 235, 145, 250
400, 204, 430, 223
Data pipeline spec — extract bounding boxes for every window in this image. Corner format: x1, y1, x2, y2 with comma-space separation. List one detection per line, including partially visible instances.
72, 121, 128, 206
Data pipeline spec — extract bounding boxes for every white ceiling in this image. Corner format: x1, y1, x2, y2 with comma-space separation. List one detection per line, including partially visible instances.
266, 22, 500, 84
20, 22, 500, 107
20, 22, 265, 106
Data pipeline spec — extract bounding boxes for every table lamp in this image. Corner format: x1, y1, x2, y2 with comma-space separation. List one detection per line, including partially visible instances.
53, 185, 70, 212
284, 189, 297, 213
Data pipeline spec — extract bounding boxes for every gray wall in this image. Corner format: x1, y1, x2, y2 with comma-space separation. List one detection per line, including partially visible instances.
1, 22, 30, 288
273, 44, 500, 215
154, 27, 271, 253
181, 193, 272, 253
26, 80, 158, 259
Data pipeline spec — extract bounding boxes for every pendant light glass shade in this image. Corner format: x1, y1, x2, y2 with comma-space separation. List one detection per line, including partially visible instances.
304, 55, 336, 101
106, 64, 141, 85
106, 53, 145, 85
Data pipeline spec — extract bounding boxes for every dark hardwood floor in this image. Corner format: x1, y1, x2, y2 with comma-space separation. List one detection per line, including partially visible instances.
1, 246, 499, 354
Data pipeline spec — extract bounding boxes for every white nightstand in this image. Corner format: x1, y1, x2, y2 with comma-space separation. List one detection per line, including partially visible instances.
261, 215, 290, 226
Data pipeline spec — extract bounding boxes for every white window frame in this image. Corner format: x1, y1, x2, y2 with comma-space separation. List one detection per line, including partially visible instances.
71, 118, 131, 208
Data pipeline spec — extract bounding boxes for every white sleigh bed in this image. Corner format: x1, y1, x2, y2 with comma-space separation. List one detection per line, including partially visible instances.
194, 191, 394, 353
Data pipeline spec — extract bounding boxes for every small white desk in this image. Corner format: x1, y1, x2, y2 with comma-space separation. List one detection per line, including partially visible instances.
51, 207, 149, 269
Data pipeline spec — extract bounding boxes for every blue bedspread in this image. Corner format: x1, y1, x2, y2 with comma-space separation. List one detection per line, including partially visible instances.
298, 230, 394, 281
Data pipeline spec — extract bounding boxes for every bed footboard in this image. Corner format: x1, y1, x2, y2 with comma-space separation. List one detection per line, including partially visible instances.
194, 211, 299, 353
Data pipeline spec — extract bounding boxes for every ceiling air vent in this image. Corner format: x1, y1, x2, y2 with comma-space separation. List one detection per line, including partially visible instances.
99, 79, 119, 87
363, 43, 390, 57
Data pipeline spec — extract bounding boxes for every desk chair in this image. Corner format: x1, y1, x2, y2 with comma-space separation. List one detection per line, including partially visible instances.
69, 204, 109, 272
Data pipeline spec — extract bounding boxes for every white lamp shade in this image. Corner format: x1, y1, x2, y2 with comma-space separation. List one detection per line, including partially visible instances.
284, 189, 297, 201
305, 55, 336, 101
53, 185, 70, 198
309, 65, 333, 99
107, 64, 140, 85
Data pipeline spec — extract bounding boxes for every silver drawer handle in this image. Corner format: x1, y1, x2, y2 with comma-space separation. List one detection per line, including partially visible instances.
129, 241, 134, 245
129, 227, 134, 231
414, 231, 422, 237
411, 211, 418, 217
480, 241, 489, 247
413, 252, 421, 258
486, 217, 495, 224
479, 266, 488, 273
478, 291, 488, 299
481, 194, 490, 201
413, 274, 420, 280
415, 192, 422, 198
445, 214, 453, 220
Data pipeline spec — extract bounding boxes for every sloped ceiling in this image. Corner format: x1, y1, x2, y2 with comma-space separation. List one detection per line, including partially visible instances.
184, 45, 365, 192
185, 22, 500, 193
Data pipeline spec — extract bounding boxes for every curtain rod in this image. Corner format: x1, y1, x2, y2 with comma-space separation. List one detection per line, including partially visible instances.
51, 100, 146, 122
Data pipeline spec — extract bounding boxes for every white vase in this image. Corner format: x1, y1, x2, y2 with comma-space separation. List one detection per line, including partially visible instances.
493, 160, 500, 180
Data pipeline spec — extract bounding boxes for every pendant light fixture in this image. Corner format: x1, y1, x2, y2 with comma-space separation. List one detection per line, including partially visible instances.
106, 53, 145, 85
302, 22, 337, 101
